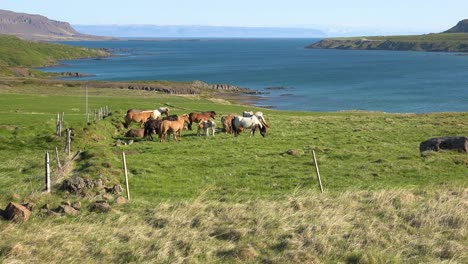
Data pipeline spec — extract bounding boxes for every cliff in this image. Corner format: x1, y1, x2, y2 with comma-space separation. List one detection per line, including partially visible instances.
444, 19, 468, 33
0, 9, 113, 41
308, 19, 468, 52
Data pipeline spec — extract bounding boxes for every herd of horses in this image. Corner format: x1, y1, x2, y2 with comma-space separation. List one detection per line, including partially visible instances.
123, 107, 270, 142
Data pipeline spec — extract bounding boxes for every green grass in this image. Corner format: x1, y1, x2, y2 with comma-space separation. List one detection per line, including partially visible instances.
0, 82, 467, 263
0, 83, 467, 203
0, 35, 108, 70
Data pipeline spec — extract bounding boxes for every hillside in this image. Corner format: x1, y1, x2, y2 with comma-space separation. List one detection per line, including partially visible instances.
308, 19, 468, 52
0, 35, 109, 76
0, 83, 466, 263
445, 19, 468, 33
0, 9, 113, 41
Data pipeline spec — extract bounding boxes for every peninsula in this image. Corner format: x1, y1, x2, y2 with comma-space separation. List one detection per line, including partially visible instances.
308, 19, 468, 52
0, 9, 113, 41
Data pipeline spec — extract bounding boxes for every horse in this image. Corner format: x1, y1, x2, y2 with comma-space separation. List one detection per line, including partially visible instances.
125, 128, 145, 138
231, 115, 267, 137
188, 111, 216, 130
221, 114, 236, 134
144, 119, 163, 141
159, 114, 190, 142
124, 107, 169, 128
162, 114, 179, 121
242, 111, 254, 117
242, 111, 269, 128
197, 120, 216, 136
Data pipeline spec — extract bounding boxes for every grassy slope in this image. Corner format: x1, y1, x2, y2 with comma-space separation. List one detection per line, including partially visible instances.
0, 83, 467, 263
0, 35, 108, 76
309, 33, 468, 52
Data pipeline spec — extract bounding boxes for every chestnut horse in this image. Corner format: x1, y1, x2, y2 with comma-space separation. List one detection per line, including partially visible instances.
221, 114, 236, 134
188, 111, 216, 130
124, 107, 169, 128
159, 114, 190, 142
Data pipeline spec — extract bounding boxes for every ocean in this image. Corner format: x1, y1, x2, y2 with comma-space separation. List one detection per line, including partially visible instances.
41, 38, 468, 113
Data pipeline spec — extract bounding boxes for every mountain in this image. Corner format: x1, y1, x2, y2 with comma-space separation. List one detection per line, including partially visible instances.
0, 9, 113, 41
307, 19, 468, 52
73, 24, 325, 38
444, 19, 468, 33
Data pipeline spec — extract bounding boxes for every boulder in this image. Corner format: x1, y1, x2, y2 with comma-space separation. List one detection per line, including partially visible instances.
57, 204, 80, 216
115, 196, 127, 205
4, 202, 31, 222
62, 177, 86, 194
90, 201, 110, 213
21, 202, 36, 211
420, 136, 468, 153
71, 201, 81, 210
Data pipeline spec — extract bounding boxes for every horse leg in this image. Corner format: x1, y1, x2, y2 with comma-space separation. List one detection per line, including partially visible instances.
188, 120, 193, 130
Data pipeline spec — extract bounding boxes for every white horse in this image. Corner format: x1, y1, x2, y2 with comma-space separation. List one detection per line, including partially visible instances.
153, 107, 170, 119
197, 120, 216, 136
232, 115, 267, 137
242, 111, 269, 128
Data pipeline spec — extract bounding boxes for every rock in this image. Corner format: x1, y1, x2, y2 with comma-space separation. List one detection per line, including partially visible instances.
62, 177, 86, 194
94, 179, 103, 189
21, 202, 36, 211
61, 201, 71, 207
89, 202, 110, 213
284, 149, 304, 156
84, 179, 94, 189
71, 201, 81, 210
115, 196, 127, 205
4, 202, 31, 222
102, 194, 114, 201
420, 136, 468, 153
106, 184, 123, 194
57, 204, 80, 216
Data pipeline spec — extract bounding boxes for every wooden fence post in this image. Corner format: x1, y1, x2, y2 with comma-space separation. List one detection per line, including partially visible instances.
61, 112, 64, 130
122, 152, 131, 200
55, 147, 61, 171
64, 128, 71, 156
45, 152, 50, 193
312, 149, 324, 193
56, 113, 60, 136
85, 86, 89, 124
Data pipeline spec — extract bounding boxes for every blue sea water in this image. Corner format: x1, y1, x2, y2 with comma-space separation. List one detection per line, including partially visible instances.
41, 39, 468, 113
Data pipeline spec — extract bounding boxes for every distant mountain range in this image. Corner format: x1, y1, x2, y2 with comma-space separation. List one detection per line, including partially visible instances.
73, 25, 326, 38
0, 9, 113, 41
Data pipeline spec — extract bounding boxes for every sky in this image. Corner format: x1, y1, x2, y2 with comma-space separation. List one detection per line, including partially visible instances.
1, 0, 466, 34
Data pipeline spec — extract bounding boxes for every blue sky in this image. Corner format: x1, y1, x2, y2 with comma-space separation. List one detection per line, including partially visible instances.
1, 0, 466, 33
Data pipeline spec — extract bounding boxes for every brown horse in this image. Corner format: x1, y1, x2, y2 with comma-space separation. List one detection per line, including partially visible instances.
125, 128, 145, 138
144, 119, 163, 141
221, 114, 236, 134
124, 107, 169, 128
159, 114, 190, 142
188, 111, 216, 130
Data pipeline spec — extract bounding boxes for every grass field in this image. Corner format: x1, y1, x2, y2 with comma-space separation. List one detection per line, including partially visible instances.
0, 82, 467, 263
